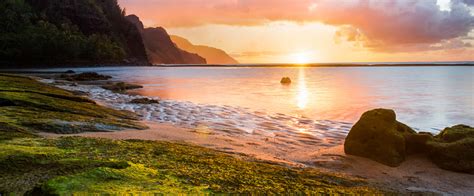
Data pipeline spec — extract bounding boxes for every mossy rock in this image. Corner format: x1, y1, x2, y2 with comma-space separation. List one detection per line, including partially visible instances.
344, 109, 417, 167
428, 125, 474, 174
102, 82, 143, 92
434, 124, 474, 143
405, 132, 434, 154
129, 98, 159, 104
60, 72, 112, 81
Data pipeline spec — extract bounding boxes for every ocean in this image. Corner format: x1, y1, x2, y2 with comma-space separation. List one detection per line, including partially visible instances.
46, 65, 474, 133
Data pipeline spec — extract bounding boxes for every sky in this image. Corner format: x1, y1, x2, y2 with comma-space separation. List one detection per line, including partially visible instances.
119, 0, 474, 63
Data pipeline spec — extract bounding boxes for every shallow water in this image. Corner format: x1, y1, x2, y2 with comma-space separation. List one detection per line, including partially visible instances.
49, 66, 473, 132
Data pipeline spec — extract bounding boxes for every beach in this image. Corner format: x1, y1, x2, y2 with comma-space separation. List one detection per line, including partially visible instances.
2, 0, 473, 194
39, 74, 474, 195
42, 121, 474, 195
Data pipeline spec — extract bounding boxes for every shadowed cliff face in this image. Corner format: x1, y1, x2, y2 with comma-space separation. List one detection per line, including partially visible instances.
126, 15, 206, 64
171, 35, 238, 64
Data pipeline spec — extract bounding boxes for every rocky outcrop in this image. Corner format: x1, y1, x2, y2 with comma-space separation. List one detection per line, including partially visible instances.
280, 77, 292, 84
102, 82, 143, 92
60, 72, 112, 81
345, 108, 474, 174
170, 35, 238, 64
126, 15, 206, 64
129, 98, 159, 104
344, 109, 420, 166
428, 125, 474, 174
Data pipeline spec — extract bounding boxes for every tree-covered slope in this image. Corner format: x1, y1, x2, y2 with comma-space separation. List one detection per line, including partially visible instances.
0, 0, 149, 66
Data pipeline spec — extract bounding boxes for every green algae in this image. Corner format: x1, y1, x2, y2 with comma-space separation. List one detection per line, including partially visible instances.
0, 74, 146, 134
0, 137, 383, 194
0, 138, 129, 194
43, 163, 211, 195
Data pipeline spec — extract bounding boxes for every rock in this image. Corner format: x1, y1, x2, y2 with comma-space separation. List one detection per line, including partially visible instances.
434, 124, 474, 142
60, 72, 112, 81
129, 98, 159, 104
428, 124, 474, 174
280, 77, 291, 84
65, 70, 75, 74
405, 133, 434, 154
343, 108, 474, 171
71, 90, 88, 96
102, 82, 143, 92
344, 109, 417, 166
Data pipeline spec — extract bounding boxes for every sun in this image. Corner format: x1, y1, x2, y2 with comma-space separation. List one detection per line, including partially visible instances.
290, 52, 313, 64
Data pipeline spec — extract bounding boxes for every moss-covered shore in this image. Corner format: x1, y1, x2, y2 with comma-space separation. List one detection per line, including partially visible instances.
0, 74, 385, 194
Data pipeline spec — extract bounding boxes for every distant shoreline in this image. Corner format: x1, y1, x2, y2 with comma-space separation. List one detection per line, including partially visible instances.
0, 61, 473, 71
158, 62, 474, 67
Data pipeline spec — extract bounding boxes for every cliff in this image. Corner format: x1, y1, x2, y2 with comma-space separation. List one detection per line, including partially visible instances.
126, 15, 206, 64
171, 35, 239, 64
0, 0, 149, 66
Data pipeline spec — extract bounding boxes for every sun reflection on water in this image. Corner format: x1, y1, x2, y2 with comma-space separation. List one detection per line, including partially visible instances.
296, 67, 309, 109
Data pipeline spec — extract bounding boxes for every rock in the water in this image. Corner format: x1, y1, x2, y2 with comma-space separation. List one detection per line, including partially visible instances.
65, 70, 75, 74
280, 77, 291, 84
428, 124, 474, 174
129, 98, 159, 104
60, 72, 112, 81
102, 82, 143, 92
344, 108, 417, 167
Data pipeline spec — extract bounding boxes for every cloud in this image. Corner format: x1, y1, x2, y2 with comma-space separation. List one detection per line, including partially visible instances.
462, 0, 474, 6
119, 0, 474, 52
315, 0, 474, 51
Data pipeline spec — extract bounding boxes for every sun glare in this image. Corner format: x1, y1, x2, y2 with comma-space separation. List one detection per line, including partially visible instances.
290, 52, 314, 64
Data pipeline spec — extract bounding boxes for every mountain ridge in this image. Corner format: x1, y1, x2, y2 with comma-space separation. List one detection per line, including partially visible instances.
126, 15, 206, 64
170, 35, 238, 64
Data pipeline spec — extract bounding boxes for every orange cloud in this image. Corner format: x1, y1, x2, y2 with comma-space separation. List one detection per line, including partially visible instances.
119, 0, 474, 52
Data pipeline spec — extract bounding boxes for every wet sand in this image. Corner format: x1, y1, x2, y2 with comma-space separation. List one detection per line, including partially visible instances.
41, 121, 474, 195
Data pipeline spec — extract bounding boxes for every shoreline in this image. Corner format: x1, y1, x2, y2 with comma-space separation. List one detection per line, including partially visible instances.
29, 73, 474, 194
158, 62, 474, 67
0, 61, 473, 71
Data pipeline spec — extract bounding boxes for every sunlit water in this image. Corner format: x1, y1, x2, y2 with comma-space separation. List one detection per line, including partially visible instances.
50, 66, 473, 133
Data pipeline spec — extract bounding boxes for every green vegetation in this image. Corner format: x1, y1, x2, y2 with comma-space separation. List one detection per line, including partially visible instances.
0, 74, 146, 137
0, 137, 382, 194
0, 74, 385, 194
0, 0, 147, 65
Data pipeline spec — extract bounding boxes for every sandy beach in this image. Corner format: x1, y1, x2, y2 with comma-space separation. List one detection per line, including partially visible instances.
41, 120, 474, 195
31, 74, 474, 195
